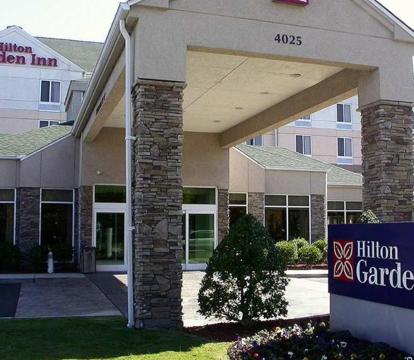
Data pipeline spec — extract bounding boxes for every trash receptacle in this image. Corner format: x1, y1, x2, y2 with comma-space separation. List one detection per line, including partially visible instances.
80, 246, 96, 273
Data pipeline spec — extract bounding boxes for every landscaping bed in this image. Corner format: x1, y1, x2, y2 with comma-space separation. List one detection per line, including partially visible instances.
227, 321, 412, 360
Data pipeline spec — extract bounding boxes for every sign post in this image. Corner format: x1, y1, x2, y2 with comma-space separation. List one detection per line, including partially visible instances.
329, 223, 414, 355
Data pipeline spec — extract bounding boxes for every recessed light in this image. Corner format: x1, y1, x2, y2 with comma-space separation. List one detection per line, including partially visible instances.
260, 91, 270, 95
213, 120, 222, 123
290, 73, 302, 78
235, 107, 244, 110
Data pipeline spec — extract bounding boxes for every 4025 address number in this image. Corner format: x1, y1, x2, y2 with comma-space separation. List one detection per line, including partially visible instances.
274, 34, 302, 46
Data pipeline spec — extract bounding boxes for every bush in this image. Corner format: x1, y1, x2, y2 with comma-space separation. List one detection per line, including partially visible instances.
198, 214, 289, 325
52, 243, 73, 262
291, 238, 308, 250
298, 244, 322, 266
30, 245, 49, 272
313, 239, 328, 263
0, 242, 21, 271
358, 210, 380, 224
275, 241, 297, 266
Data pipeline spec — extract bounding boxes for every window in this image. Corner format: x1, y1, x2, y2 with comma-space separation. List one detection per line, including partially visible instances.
229, 193, 247, 226
296, 135, 312, 156
40, 80, 61, 104
40, 190, 74, 251
183, 188, 216, 205
246, 136, 263, 146
95, 185, 126, 203
265, 195, 310, 241
338, 137, 353, 158
295, 115, 311, 128
328, 201, 363, 225
337, 104, 352, 123
39, 120, 60, 128
0, 189, 15, 244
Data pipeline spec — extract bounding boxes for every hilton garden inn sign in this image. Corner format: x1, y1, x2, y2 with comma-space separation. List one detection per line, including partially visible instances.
329, 223, 414, 354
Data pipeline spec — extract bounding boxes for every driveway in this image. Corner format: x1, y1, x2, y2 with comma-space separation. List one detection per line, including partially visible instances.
0, 272, 328, 326
0, 274, 120, 319
103, 271, 329, 327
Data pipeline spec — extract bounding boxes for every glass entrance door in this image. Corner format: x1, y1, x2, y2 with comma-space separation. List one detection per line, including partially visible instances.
182, 209, 216, 271
94, 208, 126, 272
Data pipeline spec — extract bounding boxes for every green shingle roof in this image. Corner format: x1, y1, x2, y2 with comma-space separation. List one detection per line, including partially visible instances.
0, 125, 72, 158
37, 37, 103, 72
236, 144, 362, 186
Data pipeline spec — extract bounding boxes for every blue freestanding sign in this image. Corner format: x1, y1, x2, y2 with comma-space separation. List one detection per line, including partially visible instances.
329, 223, 414, 310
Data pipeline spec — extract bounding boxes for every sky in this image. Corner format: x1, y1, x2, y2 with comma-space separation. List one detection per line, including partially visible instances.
0, 0, 413, 43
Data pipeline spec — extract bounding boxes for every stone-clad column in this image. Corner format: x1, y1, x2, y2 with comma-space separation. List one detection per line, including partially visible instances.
248, 192, 265, 224
132, 79, 185, 330
311, 194, 326, 242
16, 188, 40, 265
361, 102, 414, 222
79, 186, 93, 249
218, 189, 229, 242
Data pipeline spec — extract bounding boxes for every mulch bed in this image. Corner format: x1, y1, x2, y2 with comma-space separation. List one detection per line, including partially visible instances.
288, 264, 328, 270
185, 315, 330, 342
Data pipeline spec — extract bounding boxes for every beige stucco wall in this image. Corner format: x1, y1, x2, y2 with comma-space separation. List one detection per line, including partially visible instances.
328, 185, 363, 202
229, 148, 326, 195
131, 0, 414, 106
19, 136, 78, 189
81, 127, 126, 186
0, 160, 19, 188
265, 170, 326, 196
229, 148, 265, 193
183, 132, 229, 189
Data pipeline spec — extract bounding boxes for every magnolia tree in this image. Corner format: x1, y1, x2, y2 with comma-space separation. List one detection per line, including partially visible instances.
198, 214, 289, 325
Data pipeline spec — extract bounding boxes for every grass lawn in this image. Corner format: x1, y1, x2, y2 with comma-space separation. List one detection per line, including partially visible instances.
0, 317, 229, 360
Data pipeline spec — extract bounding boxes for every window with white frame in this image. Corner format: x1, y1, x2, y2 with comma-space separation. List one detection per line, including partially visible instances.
246, 136, 263, 146
337, 137, 353, 158
328, 201, 363, 225
40, 80, 61, 104
337, 104, 352, 123
39, 120, 60, 128
296, 135, 312, 156
295, 115, 311, 128
40, 190, 74, 250
229, 193, 248, 226
0, 189, 15, 244
265, 195, 310, 242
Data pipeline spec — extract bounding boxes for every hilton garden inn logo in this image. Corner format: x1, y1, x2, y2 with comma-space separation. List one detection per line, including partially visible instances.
333, 240, 414, 290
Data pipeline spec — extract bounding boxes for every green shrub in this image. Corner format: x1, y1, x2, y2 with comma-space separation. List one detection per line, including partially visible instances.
30, 245, 49, 272
0, 242, 21, 271
291, 238, 308, 250
358, 210, 380, 224
198, 214, 289, 325
298, 245, 322, 266
313, 239, 328, 263
52, 243, 73, 262
275, 241, 297, 266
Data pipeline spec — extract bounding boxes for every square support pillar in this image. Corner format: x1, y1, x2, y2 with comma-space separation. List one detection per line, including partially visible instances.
248, 192, 265, 224
311, 194, 327, 242
132, 79, 185, 330
361, 102, 414, 222
218, 189, 229, 243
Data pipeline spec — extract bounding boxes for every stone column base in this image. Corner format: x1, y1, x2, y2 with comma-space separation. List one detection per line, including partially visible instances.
361, 102, 414, 222
311, 194, 326, 242
248, 192, 265, 224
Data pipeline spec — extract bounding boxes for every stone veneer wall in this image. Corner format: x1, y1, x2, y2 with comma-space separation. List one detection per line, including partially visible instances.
248, 192, 265, 224
16, 188, 40, 263
218, 189, 229, 242
79, 186, 93, 249
361, 102, 414, 222
132, 79, 185, 330
311, 194, 326, 242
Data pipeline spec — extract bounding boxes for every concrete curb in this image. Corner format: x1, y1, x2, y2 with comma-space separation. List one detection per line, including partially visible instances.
287, 270, 328, 279
0, 273, 85, 280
